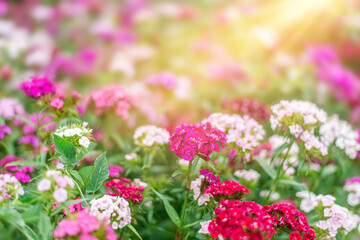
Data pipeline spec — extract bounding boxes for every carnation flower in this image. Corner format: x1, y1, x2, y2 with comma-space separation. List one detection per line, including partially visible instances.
169, 122, 226, 161
222, 98, 270, 122
53, 210, 117, 240
53, 198, 85, 216
36, 170, 74, 203
190, 176, 212, 206
344, 177, 360, 206
84, 85, 133, 119
270, 100, 328, 156
234, 169, 260, 182
203, 113, 265, 157
20, 76, 56, 98
204, 180, 250, 202
0, 98, 25, 120
18, 135, 39, 148
264, 202, 316, 240
54, 122, 92, 149
145, 72, 178, 89
295, 191, 318, 213
320, 115, 360, 159
50, 98, 64, 109
208, 200, 276, 240
133, 125, 170, 147
90, 195, 131, 229
0, 124, 11, 139
0, 174, 24, 204
105, 178, 146, 203
109, 164, 124, 178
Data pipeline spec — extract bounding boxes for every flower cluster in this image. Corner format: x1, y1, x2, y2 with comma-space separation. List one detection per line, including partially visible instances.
320, 115, 360, 159
203, 113, 265, 157
270, 100, 328, 156
84, 85, 133, 119
104, 178, 146, 203
37, 170, 74, 203
208, 200, 276, 240
222, 98, 270, 122
53, 210, 117, 240
204, 180, 250, 201
0, 174, 24, 204
90, 195, 132, 229
145, 72, 178, 90
54, 122, 92, 149
0, 98, 25, 120
0, 124, 11, 139
264, 202, 316, 240
190, 170, 220, 206
169, 122, 226, 161
0, 155, 35, 183
234, 169, 260, 182
133, 125, 170, 147
344, 176, 360, 206
20, 76, 56, 98
315, 195, 358, 238
296, 191, 318, 213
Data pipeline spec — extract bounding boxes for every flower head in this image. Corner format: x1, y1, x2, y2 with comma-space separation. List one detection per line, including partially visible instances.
20, 76, 56, 98
133, 125, 170, 147
170, 122, 226, 161
0, 174, 24, 204
54, 122, 92, 149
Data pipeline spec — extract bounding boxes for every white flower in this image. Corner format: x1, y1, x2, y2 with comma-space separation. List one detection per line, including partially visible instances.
260, 190, 280, 201
63, 129, 75, 137
133, 125, 170, 147
37, 179, 51, 192
79, 136, 90, 148
53, 188, 68, 202
125, 153, 137, 161
198, 220, 211, 234
90, 195, 132, 229
234, 169, 260, 182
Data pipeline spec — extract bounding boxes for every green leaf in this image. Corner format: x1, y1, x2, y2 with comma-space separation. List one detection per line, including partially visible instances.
127, 224, 143, 240
39, 214, 52, 240
151, 188, 180, 226
21, 204, 43, 222
207, 161, 219, 173
321, 165, 337, 177
279, 179, 307, 191
254, 157, 276, 180
270, 142, 289, 165
53, 134, 78, 166
171, 170, 184, 178
86, 152, 109, 193
70, 170, 84, 187
79, 166, 94, 188
0, 207, 39, 240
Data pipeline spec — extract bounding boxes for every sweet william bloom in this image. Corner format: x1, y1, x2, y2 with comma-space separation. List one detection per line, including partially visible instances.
133, 125, 170, 147
0, 174, 24, 203
20, 76, 56, 98
53, 210, 116, 240
50, 98, 64, 109
0, 124, 11, 139
0, 98, 25, 120
170, 122, 226, 161
53, 188, 67, 203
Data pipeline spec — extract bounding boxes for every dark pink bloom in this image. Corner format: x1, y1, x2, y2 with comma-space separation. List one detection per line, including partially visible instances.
20, 76, 56, 98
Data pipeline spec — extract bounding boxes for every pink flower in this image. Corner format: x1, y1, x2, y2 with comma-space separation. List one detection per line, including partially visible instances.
18, 135, 39, 148
50, 98, 64, 109
19, 76, 56, 98
177, 145, 196, 161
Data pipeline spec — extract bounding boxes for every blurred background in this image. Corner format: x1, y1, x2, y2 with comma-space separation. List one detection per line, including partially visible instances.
1, 0, 360, 129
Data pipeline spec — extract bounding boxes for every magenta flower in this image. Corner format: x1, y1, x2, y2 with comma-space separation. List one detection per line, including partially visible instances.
0, 124, 11, 139
20, 76, 56, 98
18, 135, 39, 148
170, 122, 226, 161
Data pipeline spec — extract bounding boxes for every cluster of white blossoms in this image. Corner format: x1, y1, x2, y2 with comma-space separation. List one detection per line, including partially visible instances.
54, 122, 92, 148
203, 113, 265, 156
133, 125, 170, 147
198, 220, 225, 240
125, 152, 138, 161
296, 191, 360, 238
344, 178, 360, 206
320, 115, 360, 159
90, 195, 132, 229
0, 174, 24, 203
234, 169, 260, 182
190, 176, 211, 206
37, 170, 74, 203
268, 135, 299, 176
270, 100, 328, 156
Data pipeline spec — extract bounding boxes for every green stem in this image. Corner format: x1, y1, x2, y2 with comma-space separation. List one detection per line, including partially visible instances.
176, 160, 193, 239
265, 138, 295, 204
65, 170, 89, 207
